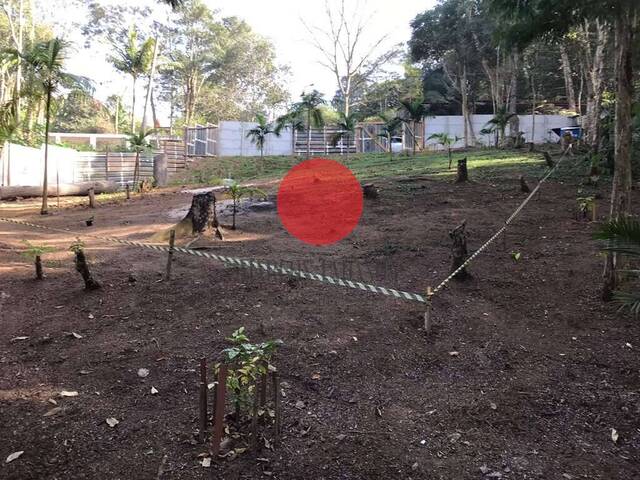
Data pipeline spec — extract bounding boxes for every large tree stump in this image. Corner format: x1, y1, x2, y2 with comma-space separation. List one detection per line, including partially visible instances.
151, 192, 223, 243
455, 158, 468, 183
74, 249, 101, 290
449, 220, 469, 279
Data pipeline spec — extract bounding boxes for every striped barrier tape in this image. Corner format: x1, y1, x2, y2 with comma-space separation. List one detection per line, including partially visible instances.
0, 217, 426, 304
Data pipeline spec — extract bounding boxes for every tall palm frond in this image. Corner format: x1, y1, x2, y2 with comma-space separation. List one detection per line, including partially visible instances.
246, 113, 278, 161
398, 98, 430, 155
331, 112, 358, 158
595, 217, 640, 314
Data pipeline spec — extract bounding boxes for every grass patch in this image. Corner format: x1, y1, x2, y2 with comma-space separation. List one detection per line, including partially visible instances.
172, 148, 588, 187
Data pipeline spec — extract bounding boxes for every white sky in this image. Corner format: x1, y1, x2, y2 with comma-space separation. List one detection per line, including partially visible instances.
45, 0, 437, 123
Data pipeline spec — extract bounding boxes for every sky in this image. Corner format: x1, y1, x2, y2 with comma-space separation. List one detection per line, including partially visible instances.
45, 0, 437, 123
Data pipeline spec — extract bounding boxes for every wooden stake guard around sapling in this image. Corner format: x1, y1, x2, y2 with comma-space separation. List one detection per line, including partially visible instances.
449, 220, 469, 279
21, 241, 56, 280
69, 240, 101, 290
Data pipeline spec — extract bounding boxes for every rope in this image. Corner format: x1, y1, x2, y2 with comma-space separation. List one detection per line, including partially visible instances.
431, 153, 566, 296
0, 217, 426, 304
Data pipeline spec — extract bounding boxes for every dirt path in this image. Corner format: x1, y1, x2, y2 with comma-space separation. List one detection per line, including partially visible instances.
0, 170, 638, 479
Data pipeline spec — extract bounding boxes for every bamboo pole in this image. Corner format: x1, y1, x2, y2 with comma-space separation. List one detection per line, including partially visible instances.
165, 229, 175, 280
199, 358, 208, 443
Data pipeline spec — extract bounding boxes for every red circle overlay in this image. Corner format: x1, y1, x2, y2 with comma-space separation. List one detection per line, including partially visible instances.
277, 158, 363, 246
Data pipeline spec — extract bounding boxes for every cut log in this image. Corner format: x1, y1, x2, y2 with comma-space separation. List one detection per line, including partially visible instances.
362, 183, 379, 199
0, 181, 117, 200
520, 175, 531, 193
449, 220, 469, 279
455, 158, 468, 183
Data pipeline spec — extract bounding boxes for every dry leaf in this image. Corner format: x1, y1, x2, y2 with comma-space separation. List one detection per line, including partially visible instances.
60, 391, 78, 397
10, 336, 29, 342
71, 332, 82, 339
611, 428, 619, 443
201, 457, 211, 468
88, 313, 94, 319
106, 417, 119, 428
5, 451, 24, 463
449, 351, 459, 357
150, 387, 158, 395
137, 368, 150, 378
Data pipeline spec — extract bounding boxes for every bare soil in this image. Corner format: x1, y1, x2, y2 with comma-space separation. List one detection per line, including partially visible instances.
1, 165, 639, 480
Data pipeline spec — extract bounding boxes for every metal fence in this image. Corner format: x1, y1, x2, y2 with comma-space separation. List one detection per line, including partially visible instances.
184, 124, 217, 157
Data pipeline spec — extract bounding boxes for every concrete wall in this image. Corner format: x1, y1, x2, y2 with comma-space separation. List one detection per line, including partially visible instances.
424, 114, 577, 150
217, 120, 293, 157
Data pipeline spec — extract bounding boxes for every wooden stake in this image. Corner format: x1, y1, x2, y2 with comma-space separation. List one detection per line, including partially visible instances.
125, 183, 131, 200
272, 372, 281, 447
211, 364, 227, 458
424, 287, 433, 333
251, 378, 260, 451
88, 188, 95, 209
199, 358, 208, 443
165, 230, 175, 280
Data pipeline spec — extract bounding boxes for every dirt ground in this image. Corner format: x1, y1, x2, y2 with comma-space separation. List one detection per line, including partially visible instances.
1, 159, 639, 480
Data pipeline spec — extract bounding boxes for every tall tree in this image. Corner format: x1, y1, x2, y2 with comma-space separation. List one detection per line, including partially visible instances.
305, 0, 400, 116
18, 38, 89, 214
487, 0, 639, 298
290, 90, 325, 159
109, 28, 155, 132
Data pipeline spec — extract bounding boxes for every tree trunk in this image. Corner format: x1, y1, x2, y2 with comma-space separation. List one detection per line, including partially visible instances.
130, 76, 137, 132
74, 249, 101, 290
508, 48, 520, 139
449, 220, 468, 279
133, 151, 140, 187
582, 21, 608, 150
456, 157, 468, 183
460, 65, 470, 148
559, 43, 577, 111
140, 37, 159, 133
41, 87, 52, 215
0, 181, 117, 200
603, 10, 634, 300
306, 110, 312, 159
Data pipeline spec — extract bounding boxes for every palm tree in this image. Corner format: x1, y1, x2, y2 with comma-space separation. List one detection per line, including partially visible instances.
595, 217, 640, 314
109, 28, 155, 132
428, 133, 462, 169
292, 90, 325, 159
481, 107, 517, 148
128, 129, 154, 188
246, 113, 278, 164
331, 112, 358, 159
377, 113, 402, 160
19, 38, 90, 215
399, 98, 430, 156
275, 111, 305, 155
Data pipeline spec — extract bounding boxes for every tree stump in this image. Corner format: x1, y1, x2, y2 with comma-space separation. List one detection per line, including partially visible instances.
152, 191, 223, 243
526, 142, 535, 152
520, 175, 531, 193
74, 249, 101, 290
543, 151, 554, 168
449, 220, 469, 279
362, 183, 379, 199
35, 255, 43, 280
455, 158, 468, 183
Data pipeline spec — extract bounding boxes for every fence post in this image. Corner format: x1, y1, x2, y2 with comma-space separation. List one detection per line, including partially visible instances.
125, 183, 131, 200
424, 287, 433, 333
165, 229, 175, 280
88, 188, 95, 209
199, 358, 208, 443
211, 364, 228, 458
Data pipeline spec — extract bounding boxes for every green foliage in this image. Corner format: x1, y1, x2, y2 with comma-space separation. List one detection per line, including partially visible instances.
510, 251, 521, 262
595, 217, 640, 314
331, 112, 359, 149
128, 129, 155, 152
246, 113, 278, 159
220, 327, 283, 415
109, 28, 155, 81
21, 241, 55, 260
68, 239, 86, 254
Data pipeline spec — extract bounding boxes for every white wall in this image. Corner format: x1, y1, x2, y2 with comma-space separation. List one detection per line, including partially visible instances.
0, 143, 95, 187
217, 120, 293, 157
424, 114, 578, 150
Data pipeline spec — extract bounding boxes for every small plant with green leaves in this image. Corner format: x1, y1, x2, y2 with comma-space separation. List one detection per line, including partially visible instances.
219, 327, 283, 421
21, 241, 56, 280
510, 251, 521, 262
427, 132, 462, 169
227, 183, 267, 230
576, 195, 596, 221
